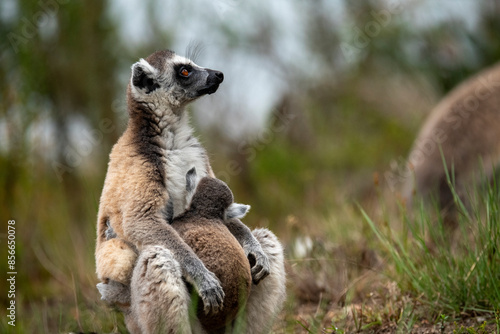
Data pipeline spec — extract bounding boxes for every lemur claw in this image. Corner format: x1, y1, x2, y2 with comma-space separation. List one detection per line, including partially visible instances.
199, 271, 225, 314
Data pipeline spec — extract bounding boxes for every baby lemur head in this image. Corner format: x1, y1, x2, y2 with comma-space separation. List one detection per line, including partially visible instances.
128, 49, 224, 110
185, 167, 250, 220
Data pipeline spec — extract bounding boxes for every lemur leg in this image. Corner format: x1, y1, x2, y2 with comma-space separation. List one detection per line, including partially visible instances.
126, 245, 203, 334
243, 228, 287, 334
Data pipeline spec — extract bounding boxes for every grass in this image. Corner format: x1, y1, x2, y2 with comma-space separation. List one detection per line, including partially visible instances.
363, 179, 500, 320
278, 169, 500, 333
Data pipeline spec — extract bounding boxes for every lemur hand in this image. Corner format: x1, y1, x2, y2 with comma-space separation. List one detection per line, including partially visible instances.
198, 270, 225, 314
222, 217, 271, 284
247, 247, 270, 285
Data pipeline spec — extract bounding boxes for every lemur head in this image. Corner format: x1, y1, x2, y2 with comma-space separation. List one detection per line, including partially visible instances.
185, 167, 250, 220
129, 50, 224, 109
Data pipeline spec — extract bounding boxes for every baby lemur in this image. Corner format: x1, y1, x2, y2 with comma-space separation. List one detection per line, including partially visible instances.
173, 168, 252, 331
95, 50, 286, 333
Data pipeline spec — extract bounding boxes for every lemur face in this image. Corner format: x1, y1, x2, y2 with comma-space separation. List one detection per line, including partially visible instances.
130, 50, 224, 107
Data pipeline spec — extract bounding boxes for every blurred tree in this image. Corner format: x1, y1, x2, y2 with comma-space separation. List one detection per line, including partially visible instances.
3, 0, 121, 154
0, 0, 124, 306
218, 0, 500, 229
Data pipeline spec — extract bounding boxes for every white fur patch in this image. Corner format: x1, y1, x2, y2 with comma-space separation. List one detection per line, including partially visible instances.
165, 145, 209, 218
137, 58, 158, 75
161, 115, 210, 218
173, 54, 206, 72
172, 54, 192, 66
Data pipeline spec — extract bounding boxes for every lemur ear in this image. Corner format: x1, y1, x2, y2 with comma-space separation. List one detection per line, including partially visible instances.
186, 167, 197, 193
226, 203, 251, 219
185, 167, 198, 206
131, 59, 159, 94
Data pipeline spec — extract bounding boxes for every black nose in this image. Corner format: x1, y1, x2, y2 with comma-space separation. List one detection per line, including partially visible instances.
214, 71, 224, 83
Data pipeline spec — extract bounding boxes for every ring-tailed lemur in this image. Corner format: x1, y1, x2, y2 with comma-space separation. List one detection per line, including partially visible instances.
403, 62, 500, 223
94, 50, 286, 333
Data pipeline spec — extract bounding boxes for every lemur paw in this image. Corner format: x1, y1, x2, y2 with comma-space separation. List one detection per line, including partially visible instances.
198, 271, 225, 315
97, 280, 131, 305
248, 249, 270, 285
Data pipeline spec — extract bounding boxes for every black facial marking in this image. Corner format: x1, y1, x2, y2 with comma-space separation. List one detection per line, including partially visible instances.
174, 64, 196, 83
133, 65, 160, 94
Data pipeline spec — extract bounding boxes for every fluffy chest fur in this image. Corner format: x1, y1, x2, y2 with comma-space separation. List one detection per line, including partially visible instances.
164, 144, 209, 218
160, 120, 210, 218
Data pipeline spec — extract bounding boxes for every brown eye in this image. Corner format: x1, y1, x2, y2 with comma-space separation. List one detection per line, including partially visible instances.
180, 68, 189, 77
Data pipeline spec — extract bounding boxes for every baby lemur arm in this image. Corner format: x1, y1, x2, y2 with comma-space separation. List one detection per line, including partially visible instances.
122, 214, 224, 314
223, 218, 270, 284
203, 165, 271, 284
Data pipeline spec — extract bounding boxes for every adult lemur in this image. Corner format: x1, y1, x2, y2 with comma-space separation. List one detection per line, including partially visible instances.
403, 63, 500, 218
95, 50, 286, 333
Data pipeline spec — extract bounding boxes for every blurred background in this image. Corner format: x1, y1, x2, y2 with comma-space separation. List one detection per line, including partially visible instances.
1, 0, 500, 332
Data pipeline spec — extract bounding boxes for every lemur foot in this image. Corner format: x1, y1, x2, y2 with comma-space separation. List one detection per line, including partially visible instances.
97, 280, 131, 306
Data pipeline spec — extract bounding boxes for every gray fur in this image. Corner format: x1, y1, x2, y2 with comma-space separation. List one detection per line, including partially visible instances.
127, 245, 199, 334
97, 280, 130, 306
104, 220, 117, 240
243, 228, 287, 334
403, 62, 500, 216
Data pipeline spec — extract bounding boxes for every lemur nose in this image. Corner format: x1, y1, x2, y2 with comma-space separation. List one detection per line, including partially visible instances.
214, 71, 224, 83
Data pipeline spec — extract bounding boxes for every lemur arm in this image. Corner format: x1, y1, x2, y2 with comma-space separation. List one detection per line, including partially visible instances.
223, 218, 270, 284
122, 213, 224, 314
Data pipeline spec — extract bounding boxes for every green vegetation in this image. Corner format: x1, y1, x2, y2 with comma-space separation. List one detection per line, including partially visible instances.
283, 176, 500, 333
363, 183, 500, 319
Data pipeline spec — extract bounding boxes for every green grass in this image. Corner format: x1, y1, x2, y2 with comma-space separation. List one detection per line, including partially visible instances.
282, 165, 500, 333
362, 177, 500, 323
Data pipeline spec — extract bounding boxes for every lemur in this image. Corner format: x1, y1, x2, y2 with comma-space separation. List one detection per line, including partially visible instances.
104, 167, 254, 332
403, 62, 500, 221
95, 50, 286, 333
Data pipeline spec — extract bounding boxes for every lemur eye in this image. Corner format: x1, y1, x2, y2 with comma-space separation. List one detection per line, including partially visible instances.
180, 67, 190, 77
